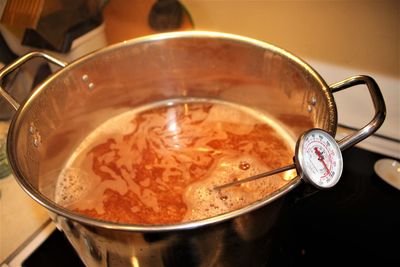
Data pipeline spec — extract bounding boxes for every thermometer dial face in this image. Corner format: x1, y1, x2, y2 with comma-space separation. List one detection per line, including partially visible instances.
295, 129, 343, 189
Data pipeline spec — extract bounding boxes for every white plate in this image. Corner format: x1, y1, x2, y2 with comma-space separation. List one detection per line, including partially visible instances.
374, 159, 400, 190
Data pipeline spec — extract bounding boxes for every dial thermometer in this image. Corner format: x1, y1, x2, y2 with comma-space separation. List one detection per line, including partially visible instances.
214, 128, 343, 190
295, 129, 343, 189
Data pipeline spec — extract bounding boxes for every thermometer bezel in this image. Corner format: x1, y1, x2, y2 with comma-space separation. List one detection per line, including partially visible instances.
295, 128, 343, 189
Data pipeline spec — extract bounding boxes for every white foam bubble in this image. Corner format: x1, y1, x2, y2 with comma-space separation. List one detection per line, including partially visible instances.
55, 167, 91, 206
183, 155, 289, 221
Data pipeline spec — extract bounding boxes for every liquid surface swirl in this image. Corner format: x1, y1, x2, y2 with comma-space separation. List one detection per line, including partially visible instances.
55, 99, 296, 224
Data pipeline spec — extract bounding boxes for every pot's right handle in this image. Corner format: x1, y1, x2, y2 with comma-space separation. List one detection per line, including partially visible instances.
330, 75, 386, 151
0, 51, 67, 111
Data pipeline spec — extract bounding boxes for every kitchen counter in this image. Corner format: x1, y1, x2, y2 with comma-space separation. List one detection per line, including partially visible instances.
0, 174, 50, 264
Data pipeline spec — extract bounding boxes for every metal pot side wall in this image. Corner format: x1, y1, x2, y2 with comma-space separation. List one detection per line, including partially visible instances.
7, 32, 336, 266
50, 194, 292, 267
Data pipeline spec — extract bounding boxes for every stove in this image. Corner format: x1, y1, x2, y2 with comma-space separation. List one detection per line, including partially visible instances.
3, 146, 397, 267
0, 2, 398, 264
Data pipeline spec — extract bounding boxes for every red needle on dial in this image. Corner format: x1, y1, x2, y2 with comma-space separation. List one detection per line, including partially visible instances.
314, 147, 330, 175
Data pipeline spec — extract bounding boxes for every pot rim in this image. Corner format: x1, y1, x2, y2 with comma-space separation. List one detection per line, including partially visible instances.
7, 30, 335, 232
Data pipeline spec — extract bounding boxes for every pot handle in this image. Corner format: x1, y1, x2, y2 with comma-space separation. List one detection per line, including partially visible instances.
0, 51, 67, 111
330, 75, 386, 151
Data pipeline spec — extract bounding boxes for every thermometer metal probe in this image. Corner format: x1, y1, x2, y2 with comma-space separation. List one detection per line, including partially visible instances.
214, 129, 344, 190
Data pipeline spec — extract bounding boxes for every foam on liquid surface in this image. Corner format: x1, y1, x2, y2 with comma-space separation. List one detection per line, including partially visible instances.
55, 99, 296, 224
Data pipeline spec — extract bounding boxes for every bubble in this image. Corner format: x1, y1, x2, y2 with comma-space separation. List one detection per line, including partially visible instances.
55, 168, 91, 206
239, 161, 251, 170
219, 195, 228, 201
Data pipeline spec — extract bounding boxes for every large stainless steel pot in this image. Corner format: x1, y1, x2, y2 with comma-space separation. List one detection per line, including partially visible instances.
0, 31, 385, 266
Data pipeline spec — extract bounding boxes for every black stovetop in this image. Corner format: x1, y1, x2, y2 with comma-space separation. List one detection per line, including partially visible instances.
22, 147, 400, 267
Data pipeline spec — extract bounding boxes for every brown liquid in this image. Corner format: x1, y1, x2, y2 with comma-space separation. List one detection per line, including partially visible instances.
55, 100, 296, 224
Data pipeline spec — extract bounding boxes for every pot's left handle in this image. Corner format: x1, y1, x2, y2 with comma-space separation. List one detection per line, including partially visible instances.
0, 51, 67, 111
